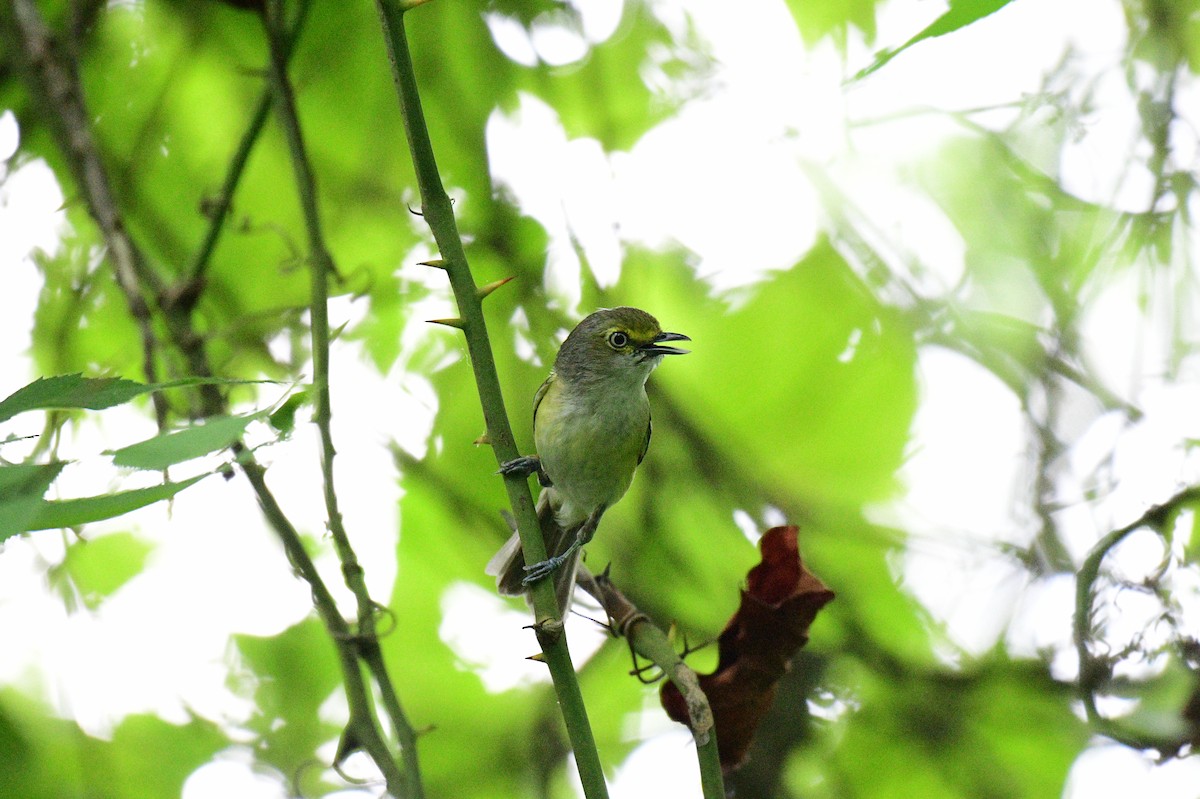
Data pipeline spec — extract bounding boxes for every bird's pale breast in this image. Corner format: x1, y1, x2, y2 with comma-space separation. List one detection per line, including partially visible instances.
535, 378, 649, 526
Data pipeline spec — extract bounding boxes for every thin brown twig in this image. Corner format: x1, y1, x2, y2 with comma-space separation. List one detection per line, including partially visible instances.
9, 0, 167, 423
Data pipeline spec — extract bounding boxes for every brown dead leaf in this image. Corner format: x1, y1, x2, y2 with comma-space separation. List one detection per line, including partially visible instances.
660, 525, 834, 772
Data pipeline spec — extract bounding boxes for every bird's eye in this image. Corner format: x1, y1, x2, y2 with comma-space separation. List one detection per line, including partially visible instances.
607, 331, 629, 349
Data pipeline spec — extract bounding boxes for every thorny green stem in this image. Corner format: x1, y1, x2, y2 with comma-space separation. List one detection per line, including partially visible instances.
373, 3, 610, 797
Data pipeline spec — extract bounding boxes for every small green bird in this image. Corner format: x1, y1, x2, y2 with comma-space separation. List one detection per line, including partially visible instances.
487, 307, 690, 614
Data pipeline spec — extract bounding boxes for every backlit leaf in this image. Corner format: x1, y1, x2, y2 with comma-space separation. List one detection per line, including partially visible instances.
23, 475, 209, 532
108, 413, 258, 470
0, 462, 68, 540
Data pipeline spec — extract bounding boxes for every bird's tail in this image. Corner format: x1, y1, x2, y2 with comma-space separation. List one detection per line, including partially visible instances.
486, 489, 581, 617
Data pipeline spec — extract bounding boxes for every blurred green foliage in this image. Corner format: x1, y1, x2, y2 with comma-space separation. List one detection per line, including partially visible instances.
2, 0, 1199, 797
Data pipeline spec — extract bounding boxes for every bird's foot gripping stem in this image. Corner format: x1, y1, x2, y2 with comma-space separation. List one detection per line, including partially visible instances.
520, 505, 604, 587
497, 455, 552, 487
521, 539, 580, 586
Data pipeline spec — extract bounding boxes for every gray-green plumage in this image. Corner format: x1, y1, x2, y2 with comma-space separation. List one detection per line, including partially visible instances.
487, 307, 689, 614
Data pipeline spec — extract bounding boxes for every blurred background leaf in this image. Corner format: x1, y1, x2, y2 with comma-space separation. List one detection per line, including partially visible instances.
2, 0, 1199, 796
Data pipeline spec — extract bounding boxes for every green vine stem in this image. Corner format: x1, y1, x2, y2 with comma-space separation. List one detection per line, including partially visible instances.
239, 454, 410, 791
180, 0, 313, 285
373, 2, 610, 797
263, 1, 424, 794
11, 0, 424, 792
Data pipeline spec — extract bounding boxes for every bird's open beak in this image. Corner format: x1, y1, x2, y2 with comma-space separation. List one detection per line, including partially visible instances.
638, 331, 691, 356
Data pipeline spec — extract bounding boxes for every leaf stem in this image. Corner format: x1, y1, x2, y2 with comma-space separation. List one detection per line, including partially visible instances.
183, 0, 313, 284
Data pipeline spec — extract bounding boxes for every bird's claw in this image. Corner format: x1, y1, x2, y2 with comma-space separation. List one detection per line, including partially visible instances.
498, 455, 541, 477
498, 455, 552, 487
522, 552, 567, 585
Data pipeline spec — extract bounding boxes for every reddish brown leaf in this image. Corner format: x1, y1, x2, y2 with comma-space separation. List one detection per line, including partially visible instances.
661, 525, 834, 772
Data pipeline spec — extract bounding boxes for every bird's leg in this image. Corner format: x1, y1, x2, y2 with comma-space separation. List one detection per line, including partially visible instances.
574, 504, 604, 547
522, 505, 606, 586
497, 455, 552, 487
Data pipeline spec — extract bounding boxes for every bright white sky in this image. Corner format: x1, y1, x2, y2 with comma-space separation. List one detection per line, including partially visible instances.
2, 0, 1200, 796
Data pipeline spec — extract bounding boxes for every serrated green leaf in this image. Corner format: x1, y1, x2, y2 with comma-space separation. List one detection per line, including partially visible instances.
22, 475, 208, 533
109, 413, 258, 470
0, 461, 67, 495
0, 375, 150, 423
0, 374, 276, 424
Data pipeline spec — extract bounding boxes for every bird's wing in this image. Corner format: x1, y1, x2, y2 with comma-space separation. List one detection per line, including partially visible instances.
638, 416, 652, 465
531, 371, 555, 430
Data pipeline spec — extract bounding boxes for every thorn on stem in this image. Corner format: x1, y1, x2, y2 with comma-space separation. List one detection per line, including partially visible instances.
477, 275, 516, 300
418, 258, 447, 269
427, 317, 466, 329
524, 616, 565, 642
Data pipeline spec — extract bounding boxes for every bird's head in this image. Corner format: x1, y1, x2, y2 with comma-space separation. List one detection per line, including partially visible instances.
555, 306, 690, 387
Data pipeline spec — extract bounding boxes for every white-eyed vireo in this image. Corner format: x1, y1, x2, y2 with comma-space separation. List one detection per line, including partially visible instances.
487, 306, 690, 614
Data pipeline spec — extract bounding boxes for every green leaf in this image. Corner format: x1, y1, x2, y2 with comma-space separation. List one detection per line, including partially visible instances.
0, 689, 230, 799
267, 391, 310, 436
103, 713, 229, 799
109, 413, 258, 470
1186, 507, 1200, 566
0, 374, 275, 424
21, 474, 208, 533
785, 0, 881, 49
0, 461, 67, 497
0, 462, 68, 539
234, 618, 342, 787
54, 532, 154, 609
801, 660, 1087, 798
0, 375, 150, 423
622, 243, 917, 507
1107, 655, 1195, 742
517, 2, 685, 151
853, 0, 1015, 80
